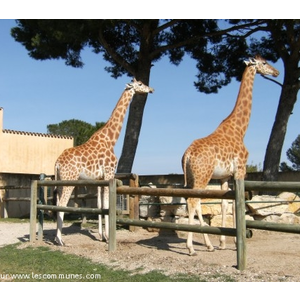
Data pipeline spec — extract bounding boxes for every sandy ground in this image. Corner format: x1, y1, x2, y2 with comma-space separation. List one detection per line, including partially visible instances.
1, 220, 300, 282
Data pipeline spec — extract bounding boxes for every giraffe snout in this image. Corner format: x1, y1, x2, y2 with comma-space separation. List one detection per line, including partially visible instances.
272, 70, 280, 77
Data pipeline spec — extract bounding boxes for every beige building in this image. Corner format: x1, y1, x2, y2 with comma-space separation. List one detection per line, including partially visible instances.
0, 107, 74, 217
0, 107, 73, 175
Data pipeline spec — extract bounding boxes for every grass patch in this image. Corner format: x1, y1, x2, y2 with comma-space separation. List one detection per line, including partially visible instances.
0, 219, 236, 282
0, 243, 219, 282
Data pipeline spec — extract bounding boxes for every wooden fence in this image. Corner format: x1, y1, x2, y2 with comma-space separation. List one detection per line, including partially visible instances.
29, 178, 300, 271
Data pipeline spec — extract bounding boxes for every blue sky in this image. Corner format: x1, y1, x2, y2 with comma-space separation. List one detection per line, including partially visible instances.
1, 19, 299, 175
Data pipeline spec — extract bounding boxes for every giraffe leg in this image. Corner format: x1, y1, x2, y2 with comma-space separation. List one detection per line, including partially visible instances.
55, 211, 65, 246
104, 214, 109, 243
232, 198, 237, 247
186, 200, 196, 256
55, 186, 74, 246
219, 180, 229, 250
187, 198, 214, 256
97, 186, 104, 241
219, 199, 228, 249
97, 185, 109, 243
195, 200, 214, 252
103, 185, 109, 243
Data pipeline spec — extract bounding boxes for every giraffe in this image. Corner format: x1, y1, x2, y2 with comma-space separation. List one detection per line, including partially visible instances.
54, 78, 154, 246
182, 55, 279, 256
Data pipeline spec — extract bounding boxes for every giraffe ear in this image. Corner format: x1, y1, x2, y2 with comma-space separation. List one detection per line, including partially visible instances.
249, 57, 256, 64
244, 57, 256, 66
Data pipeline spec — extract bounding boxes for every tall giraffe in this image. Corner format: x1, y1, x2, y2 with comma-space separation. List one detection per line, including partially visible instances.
54, 79, 154, 246
182, 55, 279, 256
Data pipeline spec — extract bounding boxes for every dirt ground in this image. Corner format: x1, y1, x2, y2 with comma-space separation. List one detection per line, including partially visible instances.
1, 220, 300, 282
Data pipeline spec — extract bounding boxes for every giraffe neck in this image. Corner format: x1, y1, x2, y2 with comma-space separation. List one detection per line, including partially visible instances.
89, 89, 135, 147
217, 65, 256, 138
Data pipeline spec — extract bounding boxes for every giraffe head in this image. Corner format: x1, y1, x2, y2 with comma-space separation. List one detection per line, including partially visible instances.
244, 55, 279, 77
125, 78, 154, 94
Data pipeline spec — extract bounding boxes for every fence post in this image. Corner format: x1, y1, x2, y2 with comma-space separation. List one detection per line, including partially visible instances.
37, 174, 46, 241
29, 180, 38, 243
235, 179, 247, 270
108, 179, 117, 252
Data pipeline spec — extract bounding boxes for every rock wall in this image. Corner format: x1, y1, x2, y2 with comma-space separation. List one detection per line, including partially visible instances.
139, 184, 300, 230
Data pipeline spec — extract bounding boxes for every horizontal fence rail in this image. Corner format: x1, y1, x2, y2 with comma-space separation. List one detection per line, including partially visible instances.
116, 218, 237, 236
37, 204, 109, 215
246, 220, 300, 234
245, 181, 300, 192
36, 179, 122, 187
117, 186, 236, 199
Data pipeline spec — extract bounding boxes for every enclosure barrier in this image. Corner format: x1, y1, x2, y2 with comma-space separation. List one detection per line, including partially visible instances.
30, 178, 300, 272
117, 179, 247, 270
30, 179, 121, 252
116, 179, 300, 270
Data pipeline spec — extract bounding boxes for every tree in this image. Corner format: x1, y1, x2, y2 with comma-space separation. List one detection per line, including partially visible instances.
47, 119, 105, 146
280, 134, 300, 171
287, 135, 300, 170
279, 162, 294, 172
247, 20, 300, 181
11, 19, 263, 173
246, 163, 262, 173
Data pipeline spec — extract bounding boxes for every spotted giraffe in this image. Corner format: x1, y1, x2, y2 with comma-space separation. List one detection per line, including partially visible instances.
182, 55, 279, 256
54, 79, 154, 246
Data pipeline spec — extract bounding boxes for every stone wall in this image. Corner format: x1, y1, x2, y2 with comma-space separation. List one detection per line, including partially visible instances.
2, 172, 300, 220
139, 174, 300, 230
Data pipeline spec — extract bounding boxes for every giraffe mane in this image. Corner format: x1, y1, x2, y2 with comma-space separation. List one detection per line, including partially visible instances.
125, 78, 137, 90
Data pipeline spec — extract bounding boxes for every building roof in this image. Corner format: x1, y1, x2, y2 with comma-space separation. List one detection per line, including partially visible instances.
2, 129, 73, 139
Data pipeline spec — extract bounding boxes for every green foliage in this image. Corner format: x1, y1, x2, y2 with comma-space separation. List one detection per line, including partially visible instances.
11, 19, 264, 93
246, 163, 262, 173
286, 134, 300, 171
280, 135, 300, 171
47, 119, 105, 146
279, 162, 294, 172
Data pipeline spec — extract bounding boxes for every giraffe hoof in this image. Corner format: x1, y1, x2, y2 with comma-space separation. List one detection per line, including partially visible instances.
189, 251, 197, 256
218, 246, 226, 250
218, 241, 226, 250
98, 234, 109, 244
54, 237, 65, 246
207, 246, 215, 252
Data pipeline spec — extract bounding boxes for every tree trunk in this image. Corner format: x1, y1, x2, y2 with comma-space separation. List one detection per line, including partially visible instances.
116, 92, 149, 174
116, 22, 155, 174
263, 63, 300, 181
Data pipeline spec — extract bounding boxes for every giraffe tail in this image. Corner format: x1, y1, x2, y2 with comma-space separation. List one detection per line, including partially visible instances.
182, 151, 189, 187
53, 162, 60, 207
54, 162, 59, 181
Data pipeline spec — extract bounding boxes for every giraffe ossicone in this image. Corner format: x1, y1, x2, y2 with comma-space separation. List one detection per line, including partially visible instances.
182, 55, 279, 256
54, 78, 154, 246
